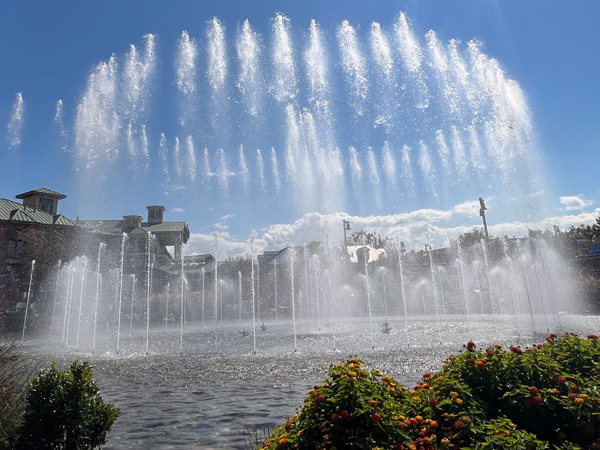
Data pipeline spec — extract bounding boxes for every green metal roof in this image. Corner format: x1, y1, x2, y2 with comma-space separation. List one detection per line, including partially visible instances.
0, 198, 76, 226
15, 187, 67, 199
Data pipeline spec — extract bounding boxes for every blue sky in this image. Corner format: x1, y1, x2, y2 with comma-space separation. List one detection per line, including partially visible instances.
0, 1, 599, 255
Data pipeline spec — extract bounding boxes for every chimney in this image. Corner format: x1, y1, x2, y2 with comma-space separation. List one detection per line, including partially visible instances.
147, 205, 166, 225
123, 215, 143, 227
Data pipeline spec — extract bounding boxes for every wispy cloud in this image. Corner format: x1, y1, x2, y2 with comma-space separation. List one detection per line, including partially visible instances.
171, 207, 185, 213
560, 195, 593, 211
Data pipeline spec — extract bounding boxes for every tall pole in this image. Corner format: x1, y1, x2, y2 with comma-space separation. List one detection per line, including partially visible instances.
479, 197, 489, 241
343, 220, 351, 256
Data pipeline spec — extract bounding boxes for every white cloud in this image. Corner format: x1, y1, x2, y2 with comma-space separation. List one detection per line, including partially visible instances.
183, 203, 600, 259
560, 195, 593, 211
452, 200, 480, 217
171, 207, 185, 213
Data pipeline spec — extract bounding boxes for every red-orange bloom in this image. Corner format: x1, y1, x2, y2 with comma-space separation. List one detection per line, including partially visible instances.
529, 386, 539, 395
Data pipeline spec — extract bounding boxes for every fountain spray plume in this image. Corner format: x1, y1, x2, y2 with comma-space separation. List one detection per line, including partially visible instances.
305, 19, 331, 119
176, 31, 198, 126
338, 20, 368, 115
7, 92, 25, 149
250, 232, 257, 354
21, 260, 35, 343
237, 19, 262, 116
271, 13, 297, 103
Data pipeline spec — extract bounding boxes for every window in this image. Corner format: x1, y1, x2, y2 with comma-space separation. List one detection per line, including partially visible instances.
8, 240, 16, 257
39, 197, 54, 213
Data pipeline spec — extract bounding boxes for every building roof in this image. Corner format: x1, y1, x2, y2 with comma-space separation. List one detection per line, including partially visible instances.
77, 219, 188, 234
15, 187, 67, 200
0, 198, 76, 226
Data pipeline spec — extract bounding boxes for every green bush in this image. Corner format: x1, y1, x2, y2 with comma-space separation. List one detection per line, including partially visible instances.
263, 334, 600, 450
17, 360, 120, 450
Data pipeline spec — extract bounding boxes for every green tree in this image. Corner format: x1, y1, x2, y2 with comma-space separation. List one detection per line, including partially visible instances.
560, 214, 600, 241
456, 228, 490, 248
17, 361, 120, 450
347, 230, 392, 249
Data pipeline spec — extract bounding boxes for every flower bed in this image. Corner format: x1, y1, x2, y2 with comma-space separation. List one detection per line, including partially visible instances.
263, 333, 600, 449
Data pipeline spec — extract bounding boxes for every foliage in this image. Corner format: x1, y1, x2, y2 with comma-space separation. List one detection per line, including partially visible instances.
263, 334, 600, 449
0, 340, 37, 450
560, 215, 600, 242
348, 230, 392, 249
227, 254, 253, 273
17, 360, 120, 450
454, 228, 491, 248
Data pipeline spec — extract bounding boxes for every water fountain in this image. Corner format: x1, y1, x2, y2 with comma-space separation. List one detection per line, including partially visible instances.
10, 10, 596, 449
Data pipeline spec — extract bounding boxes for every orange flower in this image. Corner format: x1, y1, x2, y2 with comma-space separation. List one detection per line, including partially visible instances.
574, 397, 585, 406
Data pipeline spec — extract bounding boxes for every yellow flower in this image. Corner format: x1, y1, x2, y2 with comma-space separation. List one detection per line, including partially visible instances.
580, 394, 589, 399
408, 445, 417, 450
454, 398, 463, 405
441, 438, 450, 445
574, 397, 585, 406
350, 372, 357, 377
450, 391, 459, 397
352, 377, 357, 381
348, 364, 356, 369
413, 397, 421, 403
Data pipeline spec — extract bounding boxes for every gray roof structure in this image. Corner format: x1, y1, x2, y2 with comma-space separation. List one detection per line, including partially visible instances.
77, 220, 188, 235
15, 187, 67, 199
0, 198, 76, 226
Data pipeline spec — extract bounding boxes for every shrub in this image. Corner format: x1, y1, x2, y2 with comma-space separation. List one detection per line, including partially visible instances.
0, 340, 36, 450
17, 360, 120, 450
263, 334, 600, 449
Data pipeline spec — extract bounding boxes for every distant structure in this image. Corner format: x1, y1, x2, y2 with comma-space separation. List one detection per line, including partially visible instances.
0, 188, 78, 309
78, 205, 190, 274
0, 187, 190, 318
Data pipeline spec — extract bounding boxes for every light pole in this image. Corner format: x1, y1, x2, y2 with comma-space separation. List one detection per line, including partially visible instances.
343, 219, 351, 256
479, 197, 489, 241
